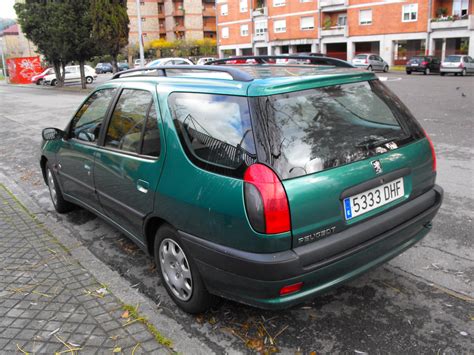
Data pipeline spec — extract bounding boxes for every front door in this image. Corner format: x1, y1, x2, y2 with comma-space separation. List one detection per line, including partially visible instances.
94, 87, 164, 240
57, 88, 117, 212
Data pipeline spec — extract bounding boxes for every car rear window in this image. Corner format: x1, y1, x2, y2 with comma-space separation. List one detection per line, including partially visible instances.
250, 80, 424, 179
354, 54, 367, 59
169, 93, 257, 176
444, 56, 461, 62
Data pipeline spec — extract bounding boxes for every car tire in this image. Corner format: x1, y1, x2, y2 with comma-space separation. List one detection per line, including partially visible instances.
154, 224, 215, 314
367, 65, 373, 71
46, 164, 74, 214
461, 69, 466, 76
86, 76, 93, 84
51, 79, 57, 86
383, 65, 389, 73
36, 79, 43, 85
440, 72, 445, 76
406, 71, 412, 75
424, 68, 430, 75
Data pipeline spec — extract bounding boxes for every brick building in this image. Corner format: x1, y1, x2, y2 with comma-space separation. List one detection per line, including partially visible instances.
216, 0, 474, 65
128, 0, 216, 44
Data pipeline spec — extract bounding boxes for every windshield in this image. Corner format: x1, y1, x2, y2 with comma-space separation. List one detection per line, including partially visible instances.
444, 56, 461, 62
250, 80, 424, 179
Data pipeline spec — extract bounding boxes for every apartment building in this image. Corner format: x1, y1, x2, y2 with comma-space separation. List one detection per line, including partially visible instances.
128, 0, 216, 44
216, 0, 474, 65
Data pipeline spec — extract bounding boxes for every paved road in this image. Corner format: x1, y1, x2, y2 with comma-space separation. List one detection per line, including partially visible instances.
0, 73, 473, 353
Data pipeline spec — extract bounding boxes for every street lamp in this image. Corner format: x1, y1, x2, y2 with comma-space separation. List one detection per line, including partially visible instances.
135, 0, 145, 67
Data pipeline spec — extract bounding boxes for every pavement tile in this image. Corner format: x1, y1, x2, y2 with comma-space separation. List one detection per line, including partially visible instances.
0, 185, 166, 354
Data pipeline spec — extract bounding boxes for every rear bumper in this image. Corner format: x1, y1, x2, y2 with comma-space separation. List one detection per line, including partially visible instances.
440, 68, 463, 73
180, 185, 443, 309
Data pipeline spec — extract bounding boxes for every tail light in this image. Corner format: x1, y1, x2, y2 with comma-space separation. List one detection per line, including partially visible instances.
244, 164, 291, 234
424, 130, 437, 172
459, 62, 464, 68
280, 282, 303, 296
421, 61, 428, 66
365, 58, 368, 64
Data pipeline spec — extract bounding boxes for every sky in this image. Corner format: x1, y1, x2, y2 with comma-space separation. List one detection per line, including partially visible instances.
0, 0, 17, 19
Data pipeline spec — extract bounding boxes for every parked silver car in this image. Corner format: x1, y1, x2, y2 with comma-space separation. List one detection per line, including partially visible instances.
352, 53, 389, 72
440, 55, 474, 76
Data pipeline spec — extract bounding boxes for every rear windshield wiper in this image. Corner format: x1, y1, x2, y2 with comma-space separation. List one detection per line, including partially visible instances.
355, 135, 409, 149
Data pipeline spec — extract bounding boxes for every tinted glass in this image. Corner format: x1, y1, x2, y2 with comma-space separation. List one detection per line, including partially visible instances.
70, 89, 116, 143
141, 105, 161, 157
169, 93, 256, 173
105, 89, 152, 153
355, 54, 367, 59
250, 80, 424, 179
445, 56, 461, 62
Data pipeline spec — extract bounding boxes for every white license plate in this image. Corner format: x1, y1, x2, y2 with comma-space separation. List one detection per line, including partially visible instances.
343, 178, 404, 220
411, 63, 419, 66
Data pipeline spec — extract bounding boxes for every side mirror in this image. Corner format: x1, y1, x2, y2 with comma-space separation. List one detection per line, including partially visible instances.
42, 127, 65, 141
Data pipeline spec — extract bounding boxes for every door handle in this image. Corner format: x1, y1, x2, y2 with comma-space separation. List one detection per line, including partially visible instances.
137, 179, 149, 194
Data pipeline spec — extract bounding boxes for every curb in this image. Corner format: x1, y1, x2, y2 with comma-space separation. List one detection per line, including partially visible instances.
0, 171, 214, 355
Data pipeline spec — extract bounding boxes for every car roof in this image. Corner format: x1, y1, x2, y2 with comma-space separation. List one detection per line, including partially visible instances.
101, 65, 375, 97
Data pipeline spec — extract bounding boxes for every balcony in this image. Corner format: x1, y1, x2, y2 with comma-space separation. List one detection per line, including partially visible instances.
321, 25, 347, 37
158, 13, 165, 19
203, 7, 216, 17
203, 23, 216, 32
253, 32, 269, 42
252, 7, 268, 17
173, 9, 185, 16
320, 0, 347, 6
430, 15, 472, 30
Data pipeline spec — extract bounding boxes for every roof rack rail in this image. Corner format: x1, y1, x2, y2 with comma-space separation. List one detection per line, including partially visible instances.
111, 65, 253, 82
206, 55, 354, 68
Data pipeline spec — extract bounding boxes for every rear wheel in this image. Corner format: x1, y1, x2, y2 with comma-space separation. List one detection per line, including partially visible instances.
383, 65, 389, 73
424, 68, 430, 75
36, 79, 43, 85
46, 164, 74, 213
86, 76, 94, 84
154, 225, 214, 313
406, 70, 412, 75
367, 65, 373, 72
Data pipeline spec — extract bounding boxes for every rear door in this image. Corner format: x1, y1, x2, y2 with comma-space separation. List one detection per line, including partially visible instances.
250, 80, 433, 248
94, 86, 164, 240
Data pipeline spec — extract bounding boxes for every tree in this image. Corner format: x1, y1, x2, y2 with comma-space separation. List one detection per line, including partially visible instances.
90, 0, 129, 73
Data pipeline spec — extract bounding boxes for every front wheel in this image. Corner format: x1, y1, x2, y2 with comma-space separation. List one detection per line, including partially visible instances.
383, 65, 389, 73
367, 65, 373, 72
406, 70, 412, 75
424, 68, 430, 75
461, 69, 466, 76
154, 225, 215, 314
440, 72, 445, 76
86, 76, 93, 84
51, 79, 57, 86
46, 165, 74, 213
36, 79, 43, 85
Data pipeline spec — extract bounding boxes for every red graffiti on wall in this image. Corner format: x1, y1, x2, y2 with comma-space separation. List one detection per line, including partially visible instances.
6, 56, 43, 84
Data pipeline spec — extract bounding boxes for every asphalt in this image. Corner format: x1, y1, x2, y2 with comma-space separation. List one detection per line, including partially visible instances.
0, 72, 473, 353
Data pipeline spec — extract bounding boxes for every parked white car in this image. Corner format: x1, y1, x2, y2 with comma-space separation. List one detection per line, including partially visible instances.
146, 58, 194, 67
196, 57, 216, 65
440, 55, 474, 76
43, 65, 97, 86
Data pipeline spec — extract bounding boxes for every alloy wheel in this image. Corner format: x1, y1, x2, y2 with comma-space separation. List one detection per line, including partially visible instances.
47, 169, 57, 207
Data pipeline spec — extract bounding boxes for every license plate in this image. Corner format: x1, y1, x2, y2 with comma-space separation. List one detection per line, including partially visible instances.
343, 178, 404, 220
411, 63, 419, 66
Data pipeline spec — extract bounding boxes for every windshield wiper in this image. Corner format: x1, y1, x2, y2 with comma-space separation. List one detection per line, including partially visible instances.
355, 135, 408, 149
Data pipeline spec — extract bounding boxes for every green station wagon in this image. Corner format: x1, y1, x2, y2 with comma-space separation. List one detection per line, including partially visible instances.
40, 61, 443, 313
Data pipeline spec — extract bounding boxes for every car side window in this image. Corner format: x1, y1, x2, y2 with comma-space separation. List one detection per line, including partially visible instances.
70, 89, 117, 143
141, 104, 161, 157
463, 57, 468, 63
105, 89, 153, 154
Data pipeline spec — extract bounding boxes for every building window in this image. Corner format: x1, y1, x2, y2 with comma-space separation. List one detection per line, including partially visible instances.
300, 0, 312, 2
337, 14, 347, 26
453, 0, 469, 16
274, 19, 286, 33
240, 24, 249, 36
402, 4, 418, 22
359, 9, 372, 25
273, 0, 285, 7
300, 16, 314, 30
141, 17, 146, 22
240, 0, 248, 12
140, 1, 145, 5
255, 20, 268, 37
221, 27, 229, 38
221, 4, 228, 16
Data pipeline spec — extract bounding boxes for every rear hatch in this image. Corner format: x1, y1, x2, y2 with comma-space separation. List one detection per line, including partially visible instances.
250, 79, 434, 248
407, 57, 425, 67
352, 55, 368, 65
442, 55, 462, 68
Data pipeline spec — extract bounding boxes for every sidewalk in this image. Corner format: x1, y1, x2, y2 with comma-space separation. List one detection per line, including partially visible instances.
0, 184, 168, 354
